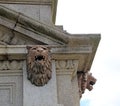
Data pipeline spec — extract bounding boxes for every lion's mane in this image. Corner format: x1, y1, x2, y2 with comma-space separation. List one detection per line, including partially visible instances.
27, 45, 52, 86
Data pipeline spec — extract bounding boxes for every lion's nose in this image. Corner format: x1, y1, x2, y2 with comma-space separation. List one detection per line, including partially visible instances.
38, 48, 44, 52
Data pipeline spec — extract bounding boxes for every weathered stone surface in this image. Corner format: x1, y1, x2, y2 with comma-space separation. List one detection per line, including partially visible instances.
0, 75, 23, 106
0, 0, 57, 23
55, 59, 79, 106
0, 60, 23, 106
1, 4, 52, 24
0, 60, 23, 70
0, 25, 39, 45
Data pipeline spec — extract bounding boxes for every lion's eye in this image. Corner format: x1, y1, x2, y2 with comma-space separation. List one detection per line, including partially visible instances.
42, 47, 47, 50
32, 48, 36, 50
35, 55, 44, 61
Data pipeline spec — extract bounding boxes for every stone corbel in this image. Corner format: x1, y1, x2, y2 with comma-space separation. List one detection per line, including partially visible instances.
55, 59, 79, 79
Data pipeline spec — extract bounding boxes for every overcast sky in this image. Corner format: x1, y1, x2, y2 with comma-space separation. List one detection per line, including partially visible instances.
56, 0, 120, 106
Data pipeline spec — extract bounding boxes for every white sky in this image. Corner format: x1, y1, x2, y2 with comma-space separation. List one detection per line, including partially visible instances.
56, 0, 120, 106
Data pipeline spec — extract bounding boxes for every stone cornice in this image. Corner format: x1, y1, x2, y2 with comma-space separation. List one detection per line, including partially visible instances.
0, 45, 27, 60
0, 5, 69, 44
0, 45, 92, 56
0, 45, 27, 55
68, 34, 101, 72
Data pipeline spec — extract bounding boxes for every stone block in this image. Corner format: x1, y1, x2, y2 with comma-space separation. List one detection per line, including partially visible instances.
1, 4, 52, 24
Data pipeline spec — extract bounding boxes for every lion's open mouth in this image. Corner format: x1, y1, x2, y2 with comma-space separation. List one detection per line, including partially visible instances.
89, 81, 95, 85
35, 55, 45, 61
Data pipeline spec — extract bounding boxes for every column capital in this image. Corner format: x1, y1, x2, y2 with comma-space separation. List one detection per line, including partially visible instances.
55, 59, 79, 79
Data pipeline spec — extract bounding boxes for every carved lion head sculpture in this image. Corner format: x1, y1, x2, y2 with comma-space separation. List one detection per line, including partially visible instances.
77, 72, 96, 98
27, 45, 52, 86
86, 73, 96, 91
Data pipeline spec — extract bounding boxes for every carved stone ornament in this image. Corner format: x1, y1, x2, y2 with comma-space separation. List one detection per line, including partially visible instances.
77, 72, 96, 98
87, 73, 96, 91
27, 45, 52, 86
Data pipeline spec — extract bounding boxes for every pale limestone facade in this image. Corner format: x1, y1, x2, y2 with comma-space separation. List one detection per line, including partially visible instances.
0, 0, 100, 106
